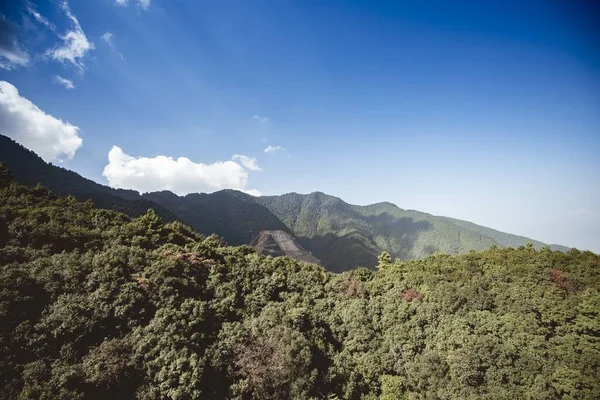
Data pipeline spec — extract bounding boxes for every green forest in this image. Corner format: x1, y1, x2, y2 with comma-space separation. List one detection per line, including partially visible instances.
1, 164, 599, 399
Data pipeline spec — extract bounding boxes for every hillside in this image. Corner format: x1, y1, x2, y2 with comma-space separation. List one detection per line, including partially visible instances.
0, 135, 572, 272
0, 135, 177, 222
142, 190, 290, 246
254, 192, 571, 271
439, 216, 571, 252
250, 230, 321, 264
1, 170, 599, 399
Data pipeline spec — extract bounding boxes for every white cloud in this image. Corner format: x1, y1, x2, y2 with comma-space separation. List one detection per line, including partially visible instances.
115, 0, 151, 9
47, 1, 94, 72
0, 12, 30, 70
101, 32, 124, 59
232, 154, 263, 172
253, 115, 269, 123
264, 145, 284, 153
240, 188, 263, 197
1, 2, 54, 70
103, 147, 262, 196
101, 32, 113, 44
53, 75, 75, 89
27, 2, 56, 31
0, 81, 82, 162
0, 42, 30, 70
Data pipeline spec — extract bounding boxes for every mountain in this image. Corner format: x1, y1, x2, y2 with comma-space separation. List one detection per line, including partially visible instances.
253, 193, 571, 271
141, 189, 572, 271
0, 135, 177, 222
0, 135, 289, 246
439, 216, 570, 252
1, 173, 599, 399
250, 230, 321, 264
141, 189, 290, 246
0, 135, 572, 271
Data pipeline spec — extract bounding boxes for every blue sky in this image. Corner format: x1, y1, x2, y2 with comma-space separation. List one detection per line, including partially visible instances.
1, 0, 599, 252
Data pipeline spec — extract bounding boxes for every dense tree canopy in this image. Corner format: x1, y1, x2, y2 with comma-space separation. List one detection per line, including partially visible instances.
0, 171, 598, 399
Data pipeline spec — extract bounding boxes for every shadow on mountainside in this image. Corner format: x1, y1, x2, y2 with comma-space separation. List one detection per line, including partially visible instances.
298, 215, 432, 271
144, 190, 291, 246
299, 232, 379, 272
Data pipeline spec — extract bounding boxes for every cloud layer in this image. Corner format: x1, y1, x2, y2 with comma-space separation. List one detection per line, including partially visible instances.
103, 147, 262, 196
0, 81, 82, 162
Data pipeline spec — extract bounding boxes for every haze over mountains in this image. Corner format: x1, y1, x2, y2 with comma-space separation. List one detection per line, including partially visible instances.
0, 135, 571, 271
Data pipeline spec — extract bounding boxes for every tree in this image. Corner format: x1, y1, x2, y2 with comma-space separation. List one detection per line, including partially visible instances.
380, 375, 406, 400
377, 251, 392, 269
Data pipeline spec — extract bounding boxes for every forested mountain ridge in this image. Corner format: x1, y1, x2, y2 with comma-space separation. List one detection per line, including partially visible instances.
0, 135, 572, 272
255, 193, 505, 271
1, 168, 598, 399
0, 135, 177, 222
141, 189, 290, 246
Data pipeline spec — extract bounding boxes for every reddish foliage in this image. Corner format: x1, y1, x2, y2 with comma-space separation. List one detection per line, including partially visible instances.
401, 288, 423, 302
132, 275, 149, 290
234, 332, 295, 399
342, 278, 364, 298
549, 269, 575, 293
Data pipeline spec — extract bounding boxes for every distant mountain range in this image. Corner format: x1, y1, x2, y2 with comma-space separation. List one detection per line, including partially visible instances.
0, 135, 571, 271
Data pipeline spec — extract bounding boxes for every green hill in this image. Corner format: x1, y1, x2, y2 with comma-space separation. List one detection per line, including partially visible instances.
0, 135, 572, 272
440, 216, 571, 252
1, 168, 598, 399
253, 192, 571, 271
142, 189, 290, 245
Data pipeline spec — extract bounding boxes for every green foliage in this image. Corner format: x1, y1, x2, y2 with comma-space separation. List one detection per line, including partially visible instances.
0, 176, 598, 399
378, 251, 392, 269
380, 375, 406, 400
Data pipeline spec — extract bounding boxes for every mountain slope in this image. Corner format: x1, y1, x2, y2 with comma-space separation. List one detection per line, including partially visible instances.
439, 216, 571, 252
0, 135, 289, 246
0, 135, 177, 222
254, 193, 572, 270
0, 134, 572, 271
250, 230, 321, 264
142, 189, 290, 245
255, 193, 500, 270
